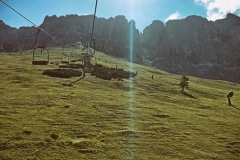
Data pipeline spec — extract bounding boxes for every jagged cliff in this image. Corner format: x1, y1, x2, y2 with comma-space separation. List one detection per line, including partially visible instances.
0, 15, 142, 63
0, 14, 240, 83
0, 20, 17, 51
141, 13, 240, 83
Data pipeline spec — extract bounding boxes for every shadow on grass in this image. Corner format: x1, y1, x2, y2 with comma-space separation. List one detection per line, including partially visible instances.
62, 72, 85, 87
180, 91, 197, 99
229, 105, 240, 110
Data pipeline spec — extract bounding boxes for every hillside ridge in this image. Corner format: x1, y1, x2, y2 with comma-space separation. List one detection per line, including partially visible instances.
0, 13, 240, 83
0, 48, 240, 159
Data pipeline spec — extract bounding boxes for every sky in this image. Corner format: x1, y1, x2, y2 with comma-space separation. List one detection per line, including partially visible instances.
0, 0, 240, 32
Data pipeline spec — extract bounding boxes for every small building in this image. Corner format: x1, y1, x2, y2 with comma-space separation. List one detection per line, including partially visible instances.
75, 42, 82, 45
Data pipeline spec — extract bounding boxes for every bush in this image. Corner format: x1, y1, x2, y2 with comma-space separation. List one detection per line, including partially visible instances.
92, 66, 136, 80
54, 63, 136, 80
42, 69, 82, 78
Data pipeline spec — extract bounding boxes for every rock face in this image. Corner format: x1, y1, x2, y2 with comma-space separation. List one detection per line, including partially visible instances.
141, 13, 240, 83
1, 13, 240, 83
0, 15, 142, 63
0, 20, 17, 52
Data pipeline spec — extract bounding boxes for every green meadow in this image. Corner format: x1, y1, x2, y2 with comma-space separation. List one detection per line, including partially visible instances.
0, 47, 239, 159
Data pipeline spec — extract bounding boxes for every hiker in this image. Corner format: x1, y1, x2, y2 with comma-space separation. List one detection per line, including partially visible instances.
227, 91, 233, 106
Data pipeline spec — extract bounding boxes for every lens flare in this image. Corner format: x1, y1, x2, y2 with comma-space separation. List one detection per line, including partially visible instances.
127, 1, 136, 158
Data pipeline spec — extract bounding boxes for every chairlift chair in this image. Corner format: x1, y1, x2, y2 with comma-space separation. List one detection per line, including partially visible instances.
81, 38, 97, 73
32, 28, 49, 65
32, 46, 49, 65
61, 54, 70, 64
82, 53, 96, 73
70, 50, 84, 63
61, 46, 71, 64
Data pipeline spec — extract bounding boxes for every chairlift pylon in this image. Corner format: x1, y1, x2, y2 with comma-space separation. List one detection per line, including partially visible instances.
79, 0, 97, 71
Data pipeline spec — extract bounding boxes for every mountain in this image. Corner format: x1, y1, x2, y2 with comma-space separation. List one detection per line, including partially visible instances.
0, 14, 240, 83
0, 15, 142, 63
0, 20, 17, 52
141, 13, 240, 83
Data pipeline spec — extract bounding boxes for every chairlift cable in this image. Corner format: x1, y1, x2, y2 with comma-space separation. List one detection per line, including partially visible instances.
0, 0, 38, 28
0, 0, 64, 46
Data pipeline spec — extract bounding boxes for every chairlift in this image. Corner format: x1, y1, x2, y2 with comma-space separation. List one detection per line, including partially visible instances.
32, 28, 49, 65
62, 0, 98, 86
82, 38, 96, 73
70, 49, 85, 63
61, 46, 70, 64
83, 55, 96, 73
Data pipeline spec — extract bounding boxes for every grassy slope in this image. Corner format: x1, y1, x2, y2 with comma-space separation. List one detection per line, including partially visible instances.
0, 47, 239, 160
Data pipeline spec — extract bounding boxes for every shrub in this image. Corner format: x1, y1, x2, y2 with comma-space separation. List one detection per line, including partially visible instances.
42, 69, 82, 78
92, 66, 136, 80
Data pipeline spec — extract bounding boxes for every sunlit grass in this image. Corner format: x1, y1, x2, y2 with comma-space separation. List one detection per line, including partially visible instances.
0, 48, 239, 159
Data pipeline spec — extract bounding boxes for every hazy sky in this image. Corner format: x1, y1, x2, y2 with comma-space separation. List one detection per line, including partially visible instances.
0, 0, 240, 32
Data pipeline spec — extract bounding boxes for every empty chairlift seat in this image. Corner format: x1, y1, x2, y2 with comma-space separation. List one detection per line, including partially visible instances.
32, 28, 49, 65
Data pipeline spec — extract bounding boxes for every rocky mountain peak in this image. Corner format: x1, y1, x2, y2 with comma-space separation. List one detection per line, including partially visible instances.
226, 13, 240, 20
42, 15, 58, 24
141, 14, 240, 83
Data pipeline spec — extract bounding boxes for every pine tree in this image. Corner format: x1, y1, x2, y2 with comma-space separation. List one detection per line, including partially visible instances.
179, 76, 189, 92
